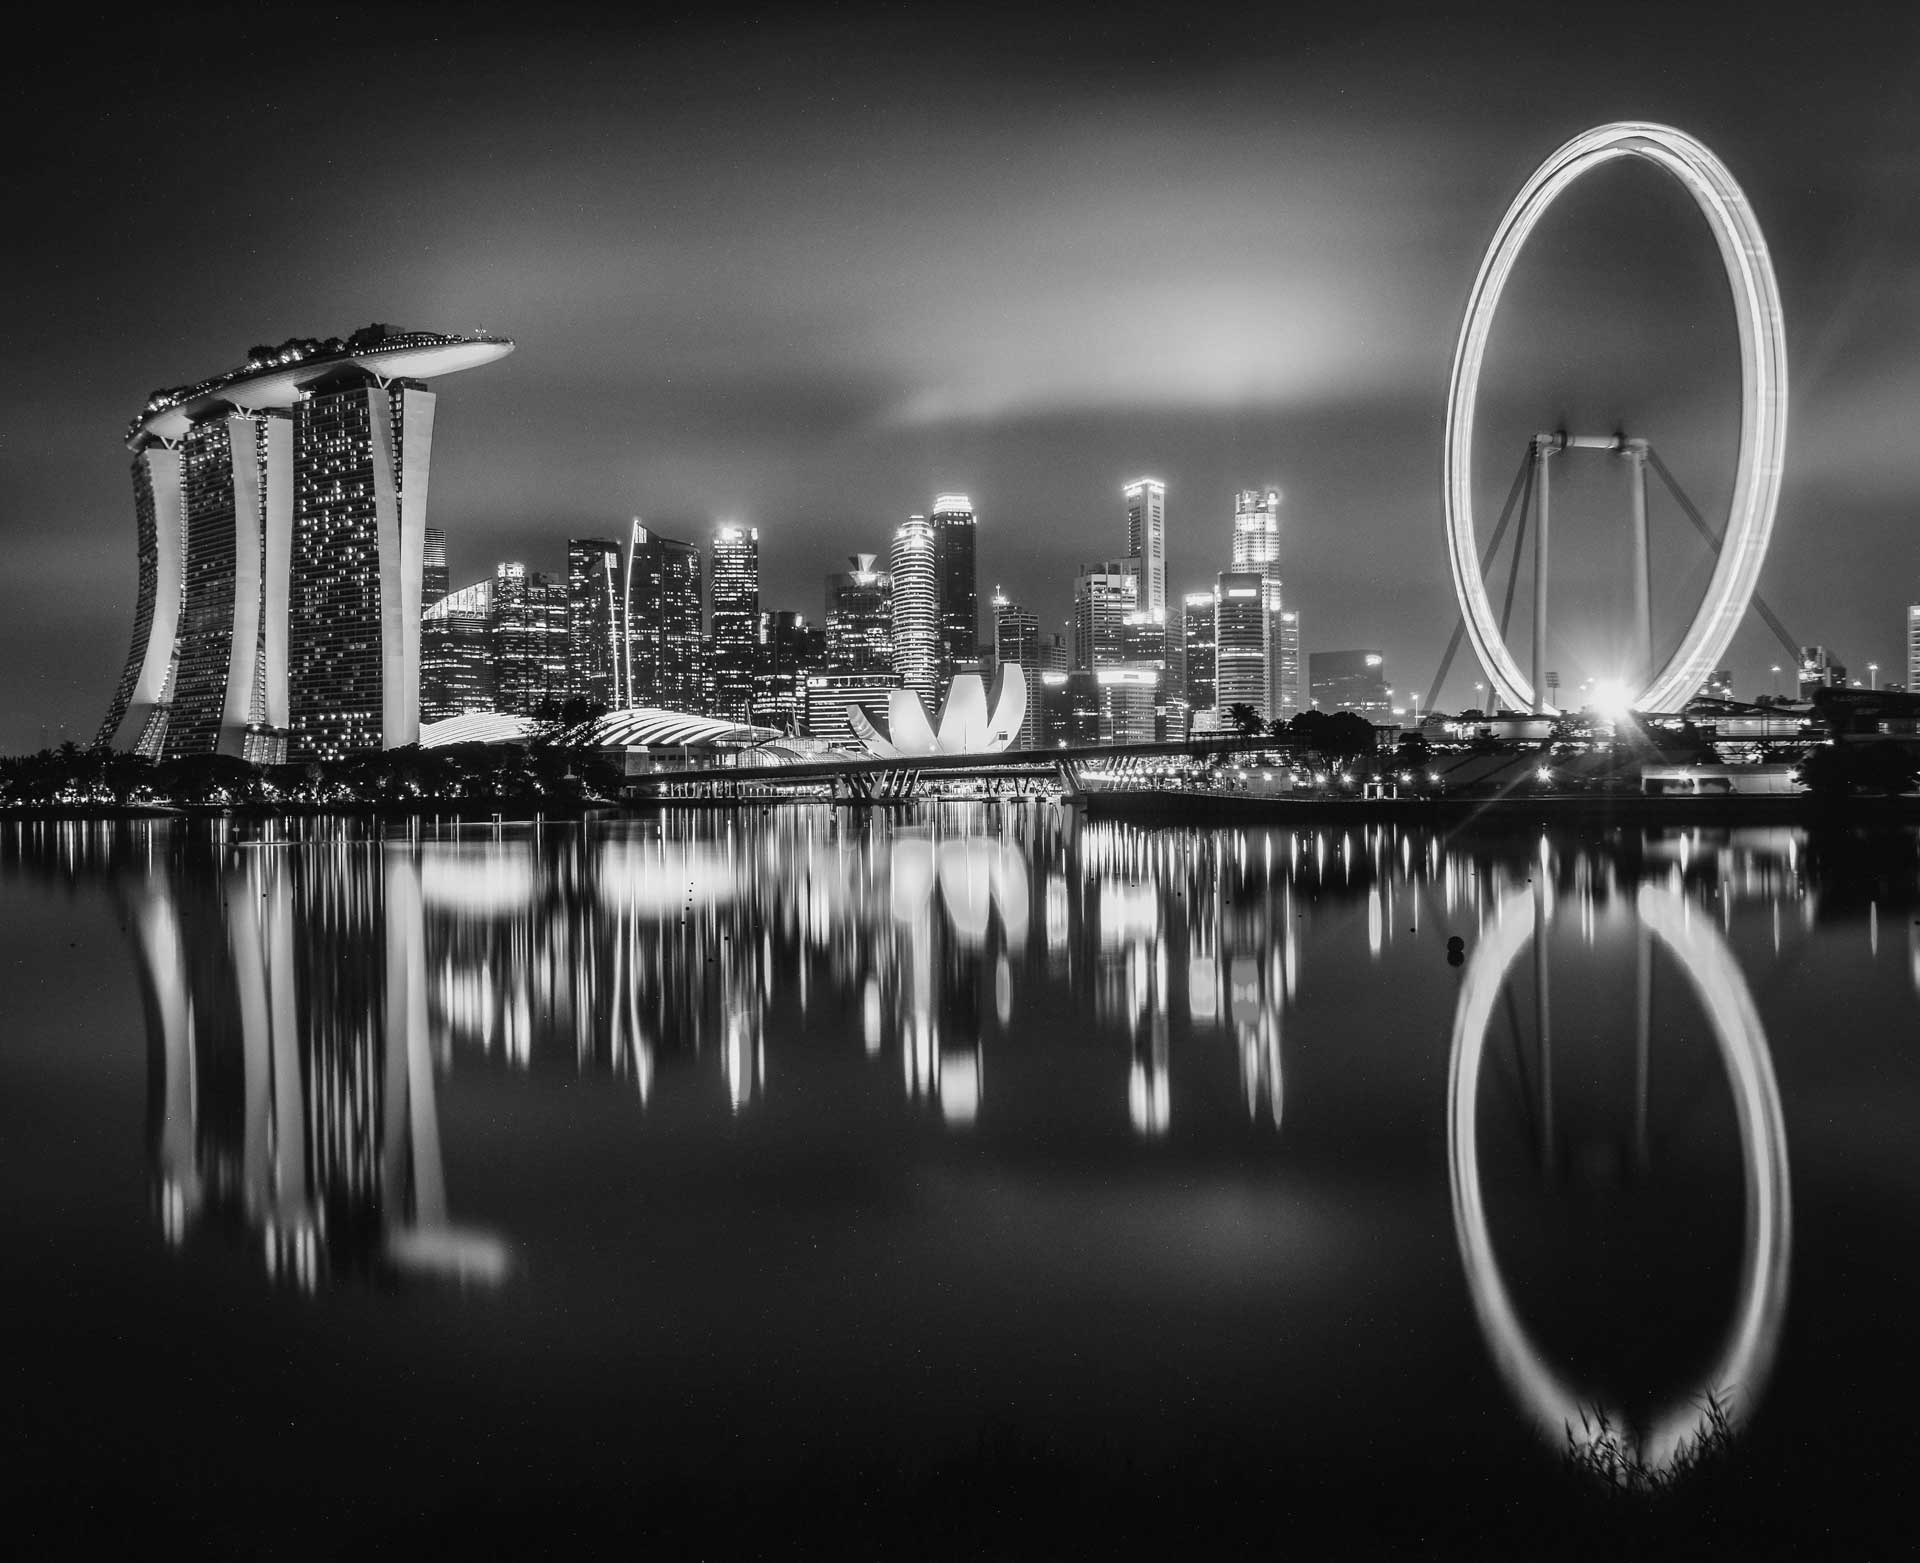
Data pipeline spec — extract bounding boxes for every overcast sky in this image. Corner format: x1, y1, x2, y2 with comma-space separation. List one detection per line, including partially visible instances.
5, 0, 1919, 749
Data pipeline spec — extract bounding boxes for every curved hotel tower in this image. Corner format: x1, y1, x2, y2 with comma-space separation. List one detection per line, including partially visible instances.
99, 325, 513, 762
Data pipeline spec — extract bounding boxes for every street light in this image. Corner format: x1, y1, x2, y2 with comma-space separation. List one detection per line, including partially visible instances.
1869, 662, 1880, 689
1770, 664, 1782, 697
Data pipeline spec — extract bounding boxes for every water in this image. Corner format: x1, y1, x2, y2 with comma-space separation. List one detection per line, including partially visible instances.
4, 806, 1918, 1553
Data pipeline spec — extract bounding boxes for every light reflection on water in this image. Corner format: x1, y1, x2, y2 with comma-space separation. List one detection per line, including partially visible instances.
5, 805, 1919, 1512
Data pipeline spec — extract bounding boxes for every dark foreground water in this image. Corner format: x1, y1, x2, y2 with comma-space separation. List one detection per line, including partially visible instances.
4, 805, 1918, 1557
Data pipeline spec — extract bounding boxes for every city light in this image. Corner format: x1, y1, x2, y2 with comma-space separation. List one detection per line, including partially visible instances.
1590, 678, 1632, 721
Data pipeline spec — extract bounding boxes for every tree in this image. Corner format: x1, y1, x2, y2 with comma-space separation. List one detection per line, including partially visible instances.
1226, 703, 1264, 738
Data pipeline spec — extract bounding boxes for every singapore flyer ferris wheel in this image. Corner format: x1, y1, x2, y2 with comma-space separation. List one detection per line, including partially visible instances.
1441, 122, 1790, 717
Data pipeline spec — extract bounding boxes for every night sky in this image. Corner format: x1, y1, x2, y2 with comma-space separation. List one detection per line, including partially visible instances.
5, 0, 1919, 750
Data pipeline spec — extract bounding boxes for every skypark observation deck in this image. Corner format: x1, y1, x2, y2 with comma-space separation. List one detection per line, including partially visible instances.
625, 733, 1293, 802
101, 327, 514, 765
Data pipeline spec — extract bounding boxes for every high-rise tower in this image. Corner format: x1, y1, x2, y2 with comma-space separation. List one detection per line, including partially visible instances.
709, 526, 760, 722
929, 494, 978, 687
99, 326, 513, 760
890, 514, 939, 707
1073, 561, 1139, 670
1230, 488, 1288, 717
566, 537, 625, 709
825, 554, 895, 675
421, 527, 449, 613
1182, 589, 1218, 722
1124, 478, 1167, 620
1214, 572, 1269, 724
992, 590, 1041, 749
624, 521, 706, 713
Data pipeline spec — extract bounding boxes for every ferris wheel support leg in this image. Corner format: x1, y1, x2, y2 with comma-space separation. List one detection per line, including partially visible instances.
1627, 441, 1654, 692
1531, 437, 1555, 715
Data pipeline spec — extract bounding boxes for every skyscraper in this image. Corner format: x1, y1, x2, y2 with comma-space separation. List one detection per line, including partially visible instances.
1181, 589, 1217, 725
1073, 561, 1139, 670
420, 579, 495, 720
1124, 478, 1167, 620
1274, 609, 1303, 719
709, 526, 760, 722
566, 536, 625, 709
751, 610, 824, 731
825, 554, 895, 675
890, 513, 939, 707
421, 527, 449, 614
1909, 606, 1920, 694
992, 590, 1041, 749
491, 563, 567, 715
929, 495, 978, 687
1230, 488, 1288, 717
1214, 571, 1269, 724
624, 521, 706, 713
99, 326, 514, 761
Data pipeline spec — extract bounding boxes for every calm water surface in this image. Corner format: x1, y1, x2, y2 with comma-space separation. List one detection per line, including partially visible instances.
5, 805, 1919, 1552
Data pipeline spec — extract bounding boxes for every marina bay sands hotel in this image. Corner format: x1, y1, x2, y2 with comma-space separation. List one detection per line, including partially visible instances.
98, 324, 514, 762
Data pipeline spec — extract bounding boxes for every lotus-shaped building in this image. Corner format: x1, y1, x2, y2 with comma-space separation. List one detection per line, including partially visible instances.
848, 667, 1027, 759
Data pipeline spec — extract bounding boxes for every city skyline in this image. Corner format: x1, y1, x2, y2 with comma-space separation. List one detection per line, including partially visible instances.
8, 3, 1920, 752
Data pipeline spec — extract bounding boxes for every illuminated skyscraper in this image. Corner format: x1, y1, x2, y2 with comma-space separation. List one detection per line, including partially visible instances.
566, 536, 625, 709
1073, 560, 1138, 669
1275, 609, 1304, 719
1215, 571, 1269, 723
1230, 488, 1290, 718
420, 579, 495, 720
1124, 477, 1167, 620
99, 326, 513, 760
491, 563, 567, 715
890, 514, 938, 706
1182, 589, 1218, 721
751, 610, 824, 731
624, 521, 705, 713
421, 527, 449, 613
1909, 606, 1920, 694
929, 495, 978, 686
825, 554, 895, 675
710, 527, 760, 722
992, 590, 1041, 749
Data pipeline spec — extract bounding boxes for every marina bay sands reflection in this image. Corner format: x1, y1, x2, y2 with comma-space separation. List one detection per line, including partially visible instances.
9, 805, 1919, 1530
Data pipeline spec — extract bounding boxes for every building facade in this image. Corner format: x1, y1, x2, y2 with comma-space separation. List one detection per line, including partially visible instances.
1214, 571, 1269, 725
625, 522, 706, 714
420, 579, 495, 720
890, 514, 939, 707
1310, 650, 1390, 717
992, 592, 1041, 749
421, 527, 449, 613
1797, 644, 1847, 700
491, 563, 568, 715
709, 527, 760, 722
1274, 608, 1304, 718
98, 326, 513, 761
1124, 477, 1167, 620
566, 536, 626, 709
825, 554, 894, 675
1182, 589, 1217, 722
751, 610, 825, 732
929, 495, 978, 685
1229, 487, 1291, 719
1073, 560, 1139, 670
805, 673, 900, 748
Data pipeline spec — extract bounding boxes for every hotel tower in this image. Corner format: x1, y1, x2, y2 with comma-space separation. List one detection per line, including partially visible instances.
98, 325, 513, 762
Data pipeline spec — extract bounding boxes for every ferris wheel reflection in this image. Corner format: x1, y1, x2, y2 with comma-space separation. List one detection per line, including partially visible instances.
1447, 879, 1793, 1477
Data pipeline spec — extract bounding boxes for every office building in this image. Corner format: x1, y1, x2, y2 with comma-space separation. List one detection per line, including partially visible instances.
625, 521, 706, 713
1182, 590, 1218, 721
1909, 607, 1920, 695
99, 326, 514, 760
421, 527, 449, 614
992, 591, 1041, 749
825, 554, 894, 674
1097, 666, 1168, 745
890, 514, 939, 707
420, 579, 495, 720
1124, 477, 1167, 620
1214, 571, 1269, 724
709, 526, 760, 722
929, 494, 978, 686
491, 563, 567, 715
1229, 487, 1293, 718
1274, 609, 1304, 718
1040, 670, 1101, 747
752, 610, 825, 731
567, 536, 626, 709
1073, 560, 1139, 670
1310, 650, 1391, 717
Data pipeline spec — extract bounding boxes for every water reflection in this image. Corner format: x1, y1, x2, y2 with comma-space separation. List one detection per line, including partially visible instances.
1448, 871, 1793, 1480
